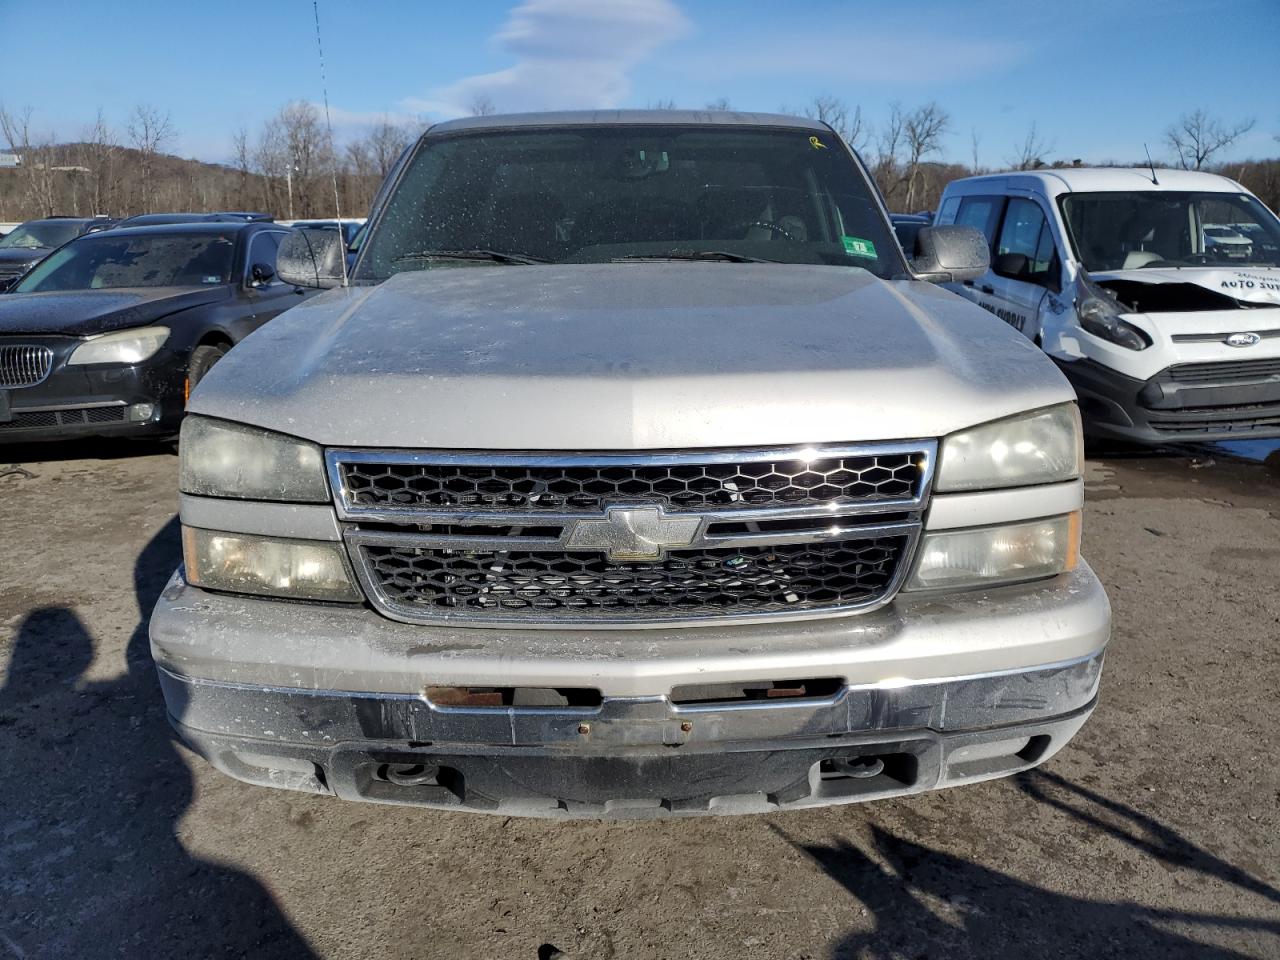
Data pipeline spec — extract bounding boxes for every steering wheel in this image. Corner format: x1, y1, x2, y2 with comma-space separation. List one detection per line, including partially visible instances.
725, 219, 798, 242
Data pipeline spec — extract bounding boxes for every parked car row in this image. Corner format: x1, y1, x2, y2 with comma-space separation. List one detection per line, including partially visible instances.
0, 216, 311, 441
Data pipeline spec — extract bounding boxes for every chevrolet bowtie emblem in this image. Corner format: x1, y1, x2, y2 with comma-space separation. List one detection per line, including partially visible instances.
564, 505, 702, 561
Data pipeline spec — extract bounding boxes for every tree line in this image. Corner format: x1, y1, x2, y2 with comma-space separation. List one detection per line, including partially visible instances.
2, 98, 1277, 224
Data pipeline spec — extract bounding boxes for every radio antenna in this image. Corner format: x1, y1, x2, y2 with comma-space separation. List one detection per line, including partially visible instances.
312, 0, 349, 287
1143, 143, 1160, 186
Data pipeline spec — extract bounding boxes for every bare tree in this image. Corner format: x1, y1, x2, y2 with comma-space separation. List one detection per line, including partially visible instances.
468, 93, 497, 117
76, 109, 120, 215
126, 104, 175, 212
902, 102, 950, 209
1165, 109, 1255, 169
970, 128, 982, 174
0, 105, 59, 216
1008, 121, 1054, 171
231, 126, 253, 210
705, 97, 733, 111
366, 119, 413, 179
647, 98, 679, 110
803, 95, 867, 152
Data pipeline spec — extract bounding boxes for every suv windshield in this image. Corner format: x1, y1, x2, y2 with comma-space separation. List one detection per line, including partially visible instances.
357, 125, 901, 280
13, 232, 237, 292
0, 221, 81, 250
1060, 191, 1280, 271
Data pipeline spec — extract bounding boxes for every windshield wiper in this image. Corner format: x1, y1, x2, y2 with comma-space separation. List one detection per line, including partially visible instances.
392, 248, 550, 265
611, 250, 776, 264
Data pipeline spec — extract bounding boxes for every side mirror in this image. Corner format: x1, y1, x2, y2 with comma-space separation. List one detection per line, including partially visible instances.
249, 262, 275, 286
277, 228, 346, 289
912, 225, 990, 283
992, 252, 1028, 278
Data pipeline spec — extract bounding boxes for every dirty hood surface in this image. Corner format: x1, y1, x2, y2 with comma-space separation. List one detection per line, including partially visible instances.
191, 263, 1071, 450
0, 286, 230, 336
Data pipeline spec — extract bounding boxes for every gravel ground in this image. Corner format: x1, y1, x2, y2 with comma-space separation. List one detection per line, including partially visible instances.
1, 439, 1277, 959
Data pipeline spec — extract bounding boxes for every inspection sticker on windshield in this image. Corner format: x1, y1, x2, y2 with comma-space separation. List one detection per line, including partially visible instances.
842, 235, 876, 259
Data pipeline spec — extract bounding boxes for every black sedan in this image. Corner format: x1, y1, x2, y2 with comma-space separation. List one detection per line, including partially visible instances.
0, 221, 306, 442
0, 217, 113, 287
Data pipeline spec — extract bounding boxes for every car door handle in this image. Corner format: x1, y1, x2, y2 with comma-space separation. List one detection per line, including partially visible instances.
962, 280, 975, 287
980, 285, 995, 295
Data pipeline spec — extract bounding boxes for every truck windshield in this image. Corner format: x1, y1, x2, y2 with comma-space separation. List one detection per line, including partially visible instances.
13, 232, 237, 292
1060, 191, 1280, 271
357, 125, 901, 280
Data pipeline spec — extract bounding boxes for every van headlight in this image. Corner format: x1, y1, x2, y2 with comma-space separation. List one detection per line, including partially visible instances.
67, 326, 169, 365
1076, 272, 1151, 350
182, 527, 359, 601
179, 415, 328, 502
906, 513, 1080, 591
936, 404, 1082, 492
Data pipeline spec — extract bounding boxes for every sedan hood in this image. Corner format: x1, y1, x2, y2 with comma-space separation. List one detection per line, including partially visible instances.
192, 264, 1072, 450
0, 286, 230, 336
0, 247, 49, 270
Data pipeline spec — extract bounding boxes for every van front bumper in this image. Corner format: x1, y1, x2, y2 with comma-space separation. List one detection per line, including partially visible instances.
150, 563, 1110, 818
1059, 356, 1280, 443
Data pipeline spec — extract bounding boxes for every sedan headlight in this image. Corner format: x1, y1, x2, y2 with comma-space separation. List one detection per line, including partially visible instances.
179, 416, 328, 502
906, 513, 1080, 591
937, 404, 1082, 492
182, 527, 359, 601
67, 326, 169, 365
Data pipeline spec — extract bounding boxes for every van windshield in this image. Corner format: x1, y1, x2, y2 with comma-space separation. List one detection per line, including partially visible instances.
1060, 191, 1280, 272
356, 125, 901, 280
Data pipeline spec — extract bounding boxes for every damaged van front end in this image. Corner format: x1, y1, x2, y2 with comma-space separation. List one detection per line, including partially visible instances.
1044, 263, 1280, 442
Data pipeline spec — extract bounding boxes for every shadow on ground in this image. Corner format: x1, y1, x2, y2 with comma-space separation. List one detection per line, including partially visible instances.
0, 517, 315, 957
775, 770, 1280, 959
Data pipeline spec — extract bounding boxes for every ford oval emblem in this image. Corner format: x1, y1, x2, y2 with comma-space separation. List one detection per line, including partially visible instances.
1225, 332, 1261, 347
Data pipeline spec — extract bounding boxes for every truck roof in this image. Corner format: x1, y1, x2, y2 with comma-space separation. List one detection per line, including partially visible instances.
944, 167, 1246, 197
428, 109, 828, 136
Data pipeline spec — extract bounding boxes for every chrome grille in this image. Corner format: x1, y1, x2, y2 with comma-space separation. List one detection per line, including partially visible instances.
335, 448, 925, 515
0, 344, 54, 388
330, 443, 934, 627
361, 537, 909, 620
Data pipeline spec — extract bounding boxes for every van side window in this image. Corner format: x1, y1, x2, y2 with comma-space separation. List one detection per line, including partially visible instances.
954, 196, 1004, 247
994, 198, 1058, 288
936, 197, 961, 225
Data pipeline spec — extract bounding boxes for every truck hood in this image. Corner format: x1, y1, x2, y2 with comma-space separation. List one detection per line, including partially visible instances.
0, 286, 229, 336
191, 264, 1072, 450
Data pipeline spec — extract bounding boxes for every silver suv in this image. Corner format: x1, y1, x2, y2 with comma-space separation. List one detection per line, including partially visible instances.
150, 111, 1109, 818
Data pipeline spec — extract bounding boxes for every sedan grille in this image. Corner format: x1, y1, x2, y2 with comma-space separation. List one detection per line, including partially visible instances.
0, 344, 55, 388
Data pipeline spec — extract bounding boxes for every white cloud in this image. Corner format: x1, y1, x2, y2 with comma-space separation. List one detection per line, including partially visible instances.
403, 0, 690, 118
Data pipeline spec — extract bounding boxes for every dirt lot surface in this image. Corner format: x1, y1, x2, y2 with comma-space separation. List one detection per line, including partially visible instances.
1, 439, 1278, 959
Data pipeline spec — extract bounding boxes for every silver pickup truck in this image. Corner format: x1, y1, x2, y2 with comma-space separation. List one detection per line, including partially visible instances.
149, 111, 1109, 818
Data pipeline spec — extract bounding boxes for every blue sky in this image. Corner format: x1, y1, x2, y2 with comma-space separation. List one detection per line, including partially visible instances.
2, 0, 1277, 168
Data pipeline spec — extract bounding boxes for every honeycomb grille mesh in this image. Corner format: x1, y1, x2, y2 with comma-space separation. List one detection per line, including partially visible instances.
361, 537, 907, 620
340, 452, 923, 514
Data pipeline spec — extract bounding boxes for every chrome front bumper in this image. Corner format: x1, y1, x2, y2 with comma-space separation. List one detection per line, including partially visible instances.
151, 564, 1109, 817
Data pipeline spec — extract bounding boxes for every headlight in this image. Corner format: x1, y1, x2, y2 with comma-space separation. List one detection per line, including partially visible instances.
182, 527, 359, 601
179, 416, 328, 502
906, 513, 1080, 591
67, 326, 169, 365
936, 404, 1082, 492
1075, 272, 1150, 350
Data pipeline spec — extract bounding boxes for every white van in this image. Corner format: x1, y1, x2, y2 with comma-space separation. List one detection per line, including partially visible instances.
935, 169, 1280, 442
